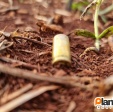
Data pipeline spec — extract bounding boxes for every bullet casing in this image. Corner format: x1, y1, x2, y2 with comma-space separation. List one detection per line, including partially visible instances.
52, 34, 71, 64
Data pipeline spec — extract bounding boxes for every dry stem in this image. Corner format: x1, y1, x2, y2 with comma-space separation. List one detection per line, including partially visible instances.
13, 36, 51, 47
0, 85, 59, 112
0, 63, 87, 88
0, 57, 39, 70
0, 83, 33, 105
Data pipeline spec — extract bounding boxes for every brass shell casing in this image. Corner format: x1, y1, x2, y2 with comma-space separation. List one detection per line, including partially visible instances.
52, 34, 71, 64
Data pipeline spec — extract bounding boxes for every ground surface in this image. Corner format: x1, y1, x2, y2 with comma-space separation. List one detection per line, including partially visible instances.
0, 0, 113, 112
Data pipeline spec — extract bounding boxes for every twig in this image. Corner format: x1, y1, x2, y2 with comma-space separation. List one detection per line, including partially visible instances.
12, 36, 51, 47
39, 51, 51, 56
66, 101, 76, 112
0, 63, 87, 88
18, 50, 34, 54
0, 83, 33, 105
0, 85, 59, 112
14, 110, 42, 112
0, 57, 39, 70
13, 110, 43, 112
0, 40, 13, 51
0, 85, 9, 97
8, 0, 13, 8
80, 0, 97, 20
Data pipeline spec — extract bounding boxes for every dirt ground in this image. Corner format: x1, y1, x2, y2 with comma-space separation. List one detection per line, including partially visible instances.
0, 0, 113, 112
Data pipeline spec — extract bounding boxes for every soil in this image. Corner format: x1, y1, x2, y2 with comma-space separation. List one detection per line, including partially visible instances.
0, 0, 113, 112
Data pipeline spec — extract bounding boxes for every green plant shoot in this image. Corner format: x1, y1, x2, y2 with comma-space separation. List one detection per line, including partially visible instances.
69, 0, 113, 56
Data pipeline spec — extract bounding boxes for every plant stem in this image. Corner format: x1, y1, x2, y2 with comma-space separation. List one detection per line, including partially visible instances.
94, 0, 103, 50
94, 7, 99, 37
94, 0, 100, 37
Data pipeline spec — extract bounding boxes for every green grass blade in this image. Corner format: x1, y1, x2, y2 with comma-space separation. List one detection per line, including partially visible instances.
98, 26, 113, 39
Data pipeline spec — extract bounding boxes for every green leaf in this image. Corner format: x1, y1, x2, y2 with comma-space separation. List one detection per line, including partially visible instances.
73, 29, 96, 39
71, 1, 89, 11
98, 26, 113, 39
